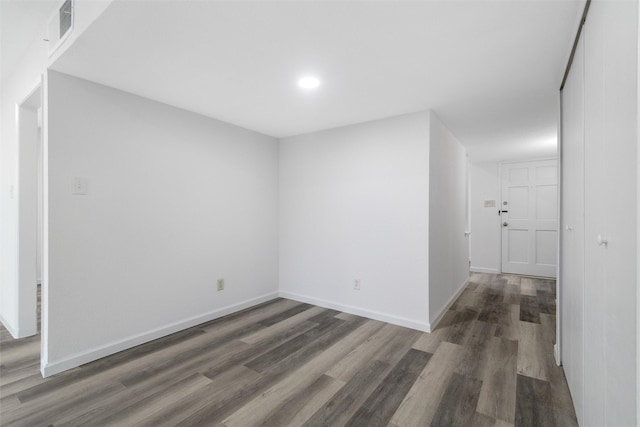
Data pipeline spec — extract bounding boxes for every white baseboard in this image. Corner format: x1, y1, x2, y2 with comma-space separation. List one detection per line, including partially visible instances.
41, 291, 279, 377
0, 312, 37, 339
0, 313, 19, 338
278, 291, 430, 333
428, 277, 469, 331
470, 267, 500, 274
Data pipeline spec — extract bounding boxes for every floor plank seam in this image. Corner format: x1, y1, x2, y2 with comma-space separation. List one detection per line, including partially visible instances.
0, 274, 578, 427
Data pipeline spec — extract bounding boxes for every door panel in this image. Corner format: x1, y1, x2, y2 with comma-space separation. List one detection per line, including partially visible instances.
560, 2, 638, 425
507, 229, 529, 263
501, 160, 558, 277
536, 185, 557, 219
535, 230, 557, 265
536, 164, 557, 182
508, 186, 529, 219
509, 166, 529, 182
560, 29, 585, 424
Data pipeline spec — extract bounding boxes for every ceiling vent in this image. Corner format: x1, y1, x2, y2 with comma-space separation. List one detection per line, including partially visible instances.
46, 0, 74, 55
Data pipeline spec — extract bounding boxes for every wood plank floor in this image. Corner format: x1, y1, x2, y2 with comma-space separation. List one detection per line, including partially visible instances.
0, 273, 578, 426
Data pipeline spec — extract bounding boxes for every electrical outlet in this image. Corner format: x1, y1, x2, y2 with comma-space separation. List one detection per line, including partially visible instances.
217, 278, 224, 291
354, 279, 360, 290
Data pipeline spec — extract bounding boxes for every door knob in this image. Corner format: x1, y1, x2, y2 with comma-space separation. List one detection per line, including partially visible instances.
597, 234, 608, 247
503, 222, 508, 227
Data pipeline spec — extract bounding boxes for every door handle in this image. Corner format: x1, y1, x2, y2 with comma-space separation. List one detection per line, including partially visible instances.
503, 222, 508, 227
597, 234, 608, 247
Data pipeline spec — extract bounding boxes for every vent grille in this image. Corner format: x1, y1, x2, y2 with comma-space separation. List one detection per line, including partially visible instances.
47, 0, 73, 55
59, 0, 72, 38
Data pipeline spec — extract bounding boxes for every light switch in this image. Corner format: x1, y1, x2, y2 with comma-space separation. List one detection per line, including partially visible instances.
72, 177, 88, 195
484, 200, 496, 208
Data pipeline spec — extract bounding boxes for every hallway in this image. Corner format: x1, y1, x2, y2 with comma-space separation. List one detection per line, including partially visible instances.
0, 273, 577, 426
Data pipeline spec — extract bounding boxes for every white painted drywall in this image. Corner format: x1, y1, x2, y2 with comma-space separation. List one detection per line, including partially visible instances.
0, 0, 113, 338
44, 71, 279, 374
469, 162, 500, 273
279, 112, 431, 330
561, 0, 638, 424
428, 112, 469, 325
0, 42, 47, 338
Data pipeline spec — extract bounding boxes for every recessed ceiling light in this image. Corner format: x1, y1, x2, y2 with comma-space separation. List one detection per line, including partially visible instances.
298, 76, 320, 89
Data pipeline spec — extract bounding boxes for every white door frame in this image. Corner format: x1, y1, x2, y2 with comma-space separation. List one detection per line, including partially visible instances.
556, 92, 563, 366
14, 77, 43, 339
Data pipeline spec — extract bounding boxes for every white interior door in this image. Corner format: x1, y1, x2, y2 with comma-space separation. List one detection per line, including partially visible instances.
501, 159, 558, 277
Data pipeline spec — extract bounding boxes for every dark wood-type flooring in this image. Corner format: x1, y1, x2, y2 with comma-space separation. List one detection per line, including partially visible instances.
0, 273, 577, 426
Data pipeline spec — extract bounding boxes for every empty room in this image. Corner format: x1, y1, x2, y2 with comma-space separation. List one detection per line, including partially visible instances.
0, 0, 638, 426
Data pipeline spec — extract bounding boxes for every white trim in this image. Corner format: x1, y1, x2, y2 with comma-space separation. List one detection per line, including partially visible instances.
499, 156, 558, 165
497, 160, 503, 273
428, 277, 469, 331
470, 267, 500, 274
41, 71, 50, 371
41, 291, 279, 377
10, 79, 43, 343
556, 90, 563, 366
0, 313, 19, 339
0, 312, 37, 339
636, 3, 640, 423
16, 78, 43, 106
278, 291, 430, 333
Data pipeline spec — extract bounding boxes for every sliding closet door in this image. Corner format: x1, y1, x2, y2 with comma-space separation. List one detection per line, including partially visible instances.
586, 1, 638, 424
582, 3, 607, 424
560, 31, 585, 426
561, 1, 638, 425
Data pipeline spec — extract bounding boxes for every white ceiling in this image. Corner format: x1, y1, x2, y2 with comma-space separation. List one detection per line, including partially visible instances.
49, 1, 581, 161
0, 0, 59, 83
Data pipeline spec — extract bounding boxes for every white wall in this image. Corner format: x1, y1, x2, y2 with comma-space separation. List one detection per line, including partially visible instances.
428, 112, 469, 325
279, 112, 431, 331
0, 38, 48, 338
0, 0, 112, 338
44, 71, 279, 375
561, 0, 638, 425
469, 162, 500, 273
